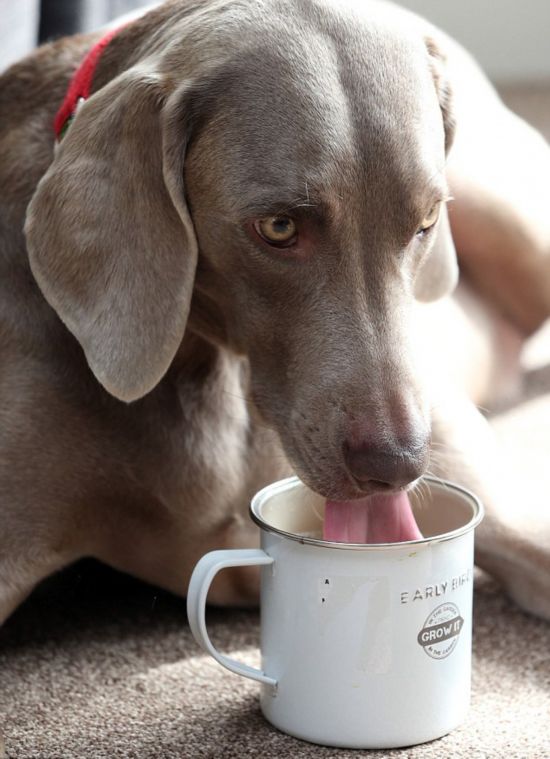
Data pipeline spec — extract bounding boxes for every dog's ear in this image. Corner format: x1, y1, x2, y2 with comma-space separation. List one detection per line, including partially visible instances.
414, 204, 458, 301
425, 36, 455, 155
25, 70, 197, 402
414, 37, 458, 302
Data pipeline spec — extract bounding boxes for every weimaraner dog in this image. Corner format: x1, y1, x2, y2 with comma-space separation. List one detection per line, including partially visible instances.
1, 0, 549, 625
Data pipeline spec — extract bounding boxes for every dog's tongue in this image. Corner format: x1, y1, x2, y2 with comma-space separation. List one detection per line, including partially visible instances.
323, 492, 422, 543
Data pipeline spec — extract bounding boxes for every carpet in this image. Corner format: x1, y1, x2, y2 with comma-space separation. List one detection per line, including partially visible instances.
0, 562, 549, 759
1, 86, 550, 759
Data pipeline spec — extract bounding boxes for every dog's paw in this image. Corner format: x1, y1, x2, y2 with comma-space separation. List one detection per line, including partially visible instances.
476, 515, 550, 621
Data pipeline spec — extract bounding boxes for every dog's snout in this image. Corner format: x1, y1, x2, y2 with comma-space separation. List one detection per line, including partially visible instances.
342, 416, 430, 490
343, 440, 428, 489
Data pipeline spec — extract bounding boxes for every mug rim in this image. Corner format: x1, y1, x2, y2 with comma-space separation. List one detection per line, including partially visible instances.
250, 475, 484, 551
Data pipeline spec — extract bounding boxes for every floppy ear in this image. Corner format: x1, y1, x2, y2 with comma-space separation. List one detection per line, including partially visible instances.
25, 70, 197, 402
414, 37, 458, 302
424, 36, 455, 154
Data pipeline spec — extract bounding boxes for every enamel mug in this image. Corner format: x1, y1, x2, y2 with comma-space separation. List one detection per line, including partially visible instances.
187, 476, 483, 749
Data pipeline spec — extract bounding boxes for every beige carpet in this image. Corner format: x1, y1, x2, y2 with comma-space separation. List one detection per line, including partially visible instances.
1, 86, 550, 759
0, 564, 549, 759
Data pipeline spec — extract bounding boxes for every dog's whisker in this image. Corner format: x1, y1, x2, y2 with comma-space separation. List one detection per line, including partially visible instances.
411, 478, 431, 510
474, 403, 491, 415
219, 388, 256, 405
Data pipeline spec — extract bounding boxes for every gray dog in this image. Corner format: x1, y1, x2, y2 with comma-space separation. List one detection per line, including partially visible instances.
1, 0, 549, 624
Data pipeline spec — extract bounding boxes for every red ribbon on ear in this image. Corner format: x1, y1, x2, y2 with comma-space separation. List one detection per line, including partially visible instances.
54, 26, 123, 140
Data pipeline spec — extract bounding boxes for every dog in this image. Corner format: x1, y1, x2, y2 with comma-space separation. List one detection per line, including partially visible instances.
1, 0, 549, 624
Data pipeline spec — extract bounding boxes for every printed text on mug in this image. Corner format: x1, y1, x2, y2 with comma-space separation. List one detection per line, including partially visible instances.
399, 568, 472, 604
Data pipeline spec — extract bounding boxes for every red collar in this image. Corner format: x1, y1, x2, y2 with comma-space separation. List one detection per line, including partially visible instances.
54, 27, 122, 140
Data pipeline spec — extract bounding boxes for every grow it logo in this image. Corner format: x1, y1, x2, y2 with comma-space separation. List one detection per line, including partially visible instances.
417, 602, 464, 659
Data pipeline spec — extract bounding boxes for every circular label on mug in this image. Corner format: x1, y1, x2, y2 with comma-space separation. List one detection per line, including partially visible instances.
417, 602, 464, 660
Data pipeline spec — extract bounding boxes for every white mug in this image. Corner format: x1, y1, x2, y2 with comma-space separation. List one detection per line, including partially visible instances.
187, 476, 483, 749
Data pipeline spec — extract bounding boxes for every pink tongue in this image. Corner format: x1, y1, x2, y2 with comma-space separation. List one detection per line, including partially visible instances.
323, 492, 422, 543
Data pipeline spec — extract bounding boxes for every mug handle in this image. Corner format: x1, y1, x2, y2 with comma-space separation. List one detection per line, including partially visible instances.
186, 549, 277, 690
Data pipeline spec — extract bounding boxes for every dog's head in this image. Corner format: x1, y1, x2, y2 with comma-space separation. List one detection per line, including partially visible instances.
25, 0, 457, 499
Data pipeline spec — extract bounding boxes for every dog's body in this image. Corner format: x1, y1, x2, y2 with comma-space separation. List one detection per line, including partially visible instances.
1, 0, 550, 624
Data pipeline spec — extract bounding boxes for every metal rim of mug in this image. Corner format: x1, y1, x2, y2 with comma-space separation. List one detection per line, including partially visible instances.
249, 475, 484, 551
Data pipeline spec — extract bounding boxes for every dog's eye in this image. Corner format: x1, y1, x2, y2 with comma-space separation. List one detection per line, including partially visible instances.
254, 216, 297, 247
417, 203, 441, 236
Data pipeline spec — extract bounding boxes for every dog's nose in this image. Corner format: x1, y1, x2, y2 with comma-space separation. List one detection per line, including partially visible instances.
342, 418, 430, 490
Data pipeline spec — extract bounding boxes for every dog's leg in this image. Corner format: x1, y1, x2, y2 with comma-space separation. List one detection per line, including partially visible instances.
430, 394, 550, 620
444, 44, 550, 334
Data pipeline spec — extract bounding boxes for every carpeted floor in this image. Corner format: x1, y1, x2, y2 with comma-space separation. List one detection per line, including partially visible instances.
0, 563, 549, 759
1, 86, 550, 759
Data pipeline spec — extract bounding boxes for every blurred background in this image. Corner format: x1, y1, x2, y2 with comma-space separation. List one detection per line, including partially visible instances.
1, 0, 550, 83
